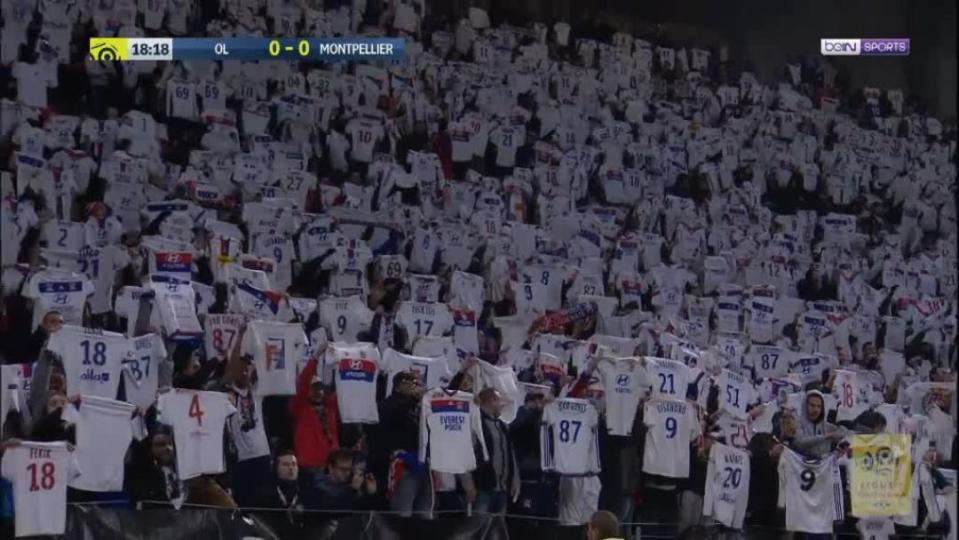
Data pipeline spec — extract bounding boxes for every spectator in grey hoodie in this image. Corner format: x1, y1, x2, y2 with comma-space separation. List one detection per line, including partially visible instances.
793, 389, 845, 457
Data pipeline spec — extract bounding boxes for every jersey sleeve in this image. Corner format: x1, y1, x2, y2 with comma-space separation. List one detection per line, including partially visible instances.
1, 448, 15, 480
539, 404, 552, 471
470, 400, 489, 462
777, 451, 787, 508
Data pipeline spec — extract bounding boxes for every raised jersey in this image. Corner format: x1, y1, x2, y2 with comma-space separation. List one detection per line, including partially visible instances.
419, 388, 488, 473
157, 390, 236, 480
46, 325, 132, 400
541, 398, 601, 474
243, 320, 308, 396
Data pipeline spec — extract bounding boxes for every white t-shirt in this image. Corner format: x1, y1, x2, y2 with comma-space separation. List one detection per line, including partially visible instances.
777, 450, 842, 534
345, 118, 384, 163
319, 295, 374, 342
395, 301, 454, 339
645, 357, 693, 400
23, 269, 94, 329
327, 342, 381, 424
225, 384, 271, 462
746, 344, 789, 381
642, 398, 702, 478
703, 442, 751, 529
598, 357, 645, 436
62, 396, 140, 492
46, 325, 132, 400
1, 441, 79, 538
419, 388, 488, 473
540, 398, 601, 474
202, 314, 245, 361
383, 348, 452, 395
157, 390, 236, 480
243, 320, 308, 396
122, 333, 167, 410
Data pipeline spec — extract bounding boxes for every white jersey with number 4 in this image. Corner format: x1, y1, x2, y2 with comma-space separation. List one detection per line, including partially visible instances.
243, 321, 308, 396
541, 398, 601, 474
1, 441, 80, 538
157, 390, 236, 480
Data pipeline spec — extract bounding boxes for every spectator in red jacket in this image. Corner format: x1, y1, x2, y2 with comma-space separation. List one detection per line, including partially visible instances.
289, 346, 340, 474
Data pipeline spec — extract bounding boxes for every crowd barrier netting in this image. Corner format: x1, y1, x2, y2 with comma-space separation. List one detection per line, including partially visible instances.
58, 503, 948, 540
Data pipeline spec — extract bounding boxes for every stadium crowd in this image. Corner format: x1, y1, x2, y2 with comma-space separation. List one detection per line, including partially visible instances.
0, 0, 957, 538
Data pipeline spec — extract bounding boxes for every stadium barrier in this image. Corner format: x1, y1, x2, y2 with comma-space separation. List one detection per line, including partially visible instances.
59, 503, 948, 540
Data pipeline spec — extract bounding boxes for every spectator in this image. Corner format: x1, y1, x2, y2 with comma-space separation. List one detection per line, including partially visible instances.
124, 429, 184, 508
793, 390, 844, 457
587, 510, 623, 540
307, 448, 377, 512
371, 371, 429, 516
255, 449, 306, 539
472, 387, 520, 514
289, 348, 340, 477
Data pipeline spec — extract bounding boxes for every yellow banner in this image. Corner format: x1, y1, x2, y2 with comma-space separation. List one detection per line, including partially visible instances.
88, 38, 129, 61
850, 434, 912, 517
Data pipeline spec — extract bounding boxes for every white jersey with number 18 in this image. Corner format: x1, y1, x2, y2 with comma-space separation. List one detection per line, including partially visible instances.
1, 441, 80, 538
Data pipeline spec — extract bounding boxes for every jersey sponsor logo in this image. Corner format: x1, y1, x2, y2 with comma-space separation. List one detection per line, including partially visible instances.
338, 358, 376, 382
80, 368, 110, 382
452, 310, 475, 326
614, 374, 633, 394
430, 399, 469, 414
156, 252, 192, 273
237, 283, 283, 314
38, 281, 84, 293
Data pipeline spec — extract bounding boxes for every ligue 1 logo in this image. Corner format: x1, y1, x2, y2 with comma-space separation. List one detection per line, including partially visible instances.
821, 38, 910, 56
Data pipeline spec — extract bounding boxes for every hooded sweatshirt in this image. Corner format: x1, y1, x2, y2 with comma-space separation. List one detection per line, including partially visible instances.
792, 389, 838, 457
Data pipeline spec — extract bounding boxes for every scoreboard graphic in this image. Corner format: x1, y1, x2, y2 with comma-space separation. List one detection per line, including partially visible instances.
88, 37, 406, 62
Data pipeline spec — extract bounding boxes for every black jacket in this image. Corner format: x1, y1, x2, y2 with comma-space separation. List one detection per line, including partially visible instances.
473, 411, 518, 492
509, 406, 543, 480
369, 392, 420, 479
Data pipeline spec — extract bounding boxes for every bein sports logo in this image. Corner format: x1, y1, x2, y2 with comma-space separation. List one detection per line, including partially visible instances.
821, 38, 909, 56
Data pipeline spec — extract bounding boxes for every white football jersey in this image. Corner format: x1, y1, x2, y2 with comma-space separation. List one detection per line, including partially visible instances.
703, 443, 751, 529
157, 390, 236, 480
715, 297, 743, 334
407, 273, 441, 303
23, 269, 94, 329
642, 398, 702, 478
327, 342, 381, 423
747, 296, 776, 343
541, 398, 601, 474
319, 295, 374, 342
243, 320, 308, 396
517, 264, 567, 312
716, 368, 756, 419
419, 388, 488, 474
832, 369, 871, 422
202, 314, 245, 361
382, 348, 452, 394
450, 270, 484, 313
598, 357, 645, 436
62, 395, 140, 492
123, 333, 167, 410
645, 357, 693, 400
42, 220, 85, 252
46, 325, 132, 400
746, 344, 789, 381
1, 441, 79, 537
777, 450, 842, 534
395, 301, 454, 339
40, 245, 131, 314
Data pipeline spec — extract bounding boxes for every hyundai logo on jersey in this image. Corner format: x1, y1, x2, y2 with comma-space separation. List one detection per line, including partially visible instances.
338, 359, 376, 382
